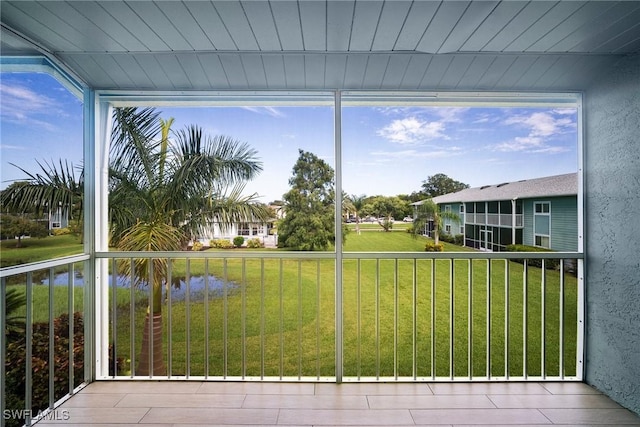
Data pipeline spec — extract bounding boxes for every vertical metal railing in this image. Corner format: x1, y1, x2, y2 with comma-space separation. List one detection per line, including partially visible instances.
0, 250, 585, 425
0, 255, 89, 427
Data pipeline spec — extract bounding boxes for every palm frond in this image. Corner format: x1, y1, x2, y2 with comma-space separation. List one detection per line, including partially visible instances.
171, 127, 263, 191
110, 107, 162, 184
1, 160, 83, 218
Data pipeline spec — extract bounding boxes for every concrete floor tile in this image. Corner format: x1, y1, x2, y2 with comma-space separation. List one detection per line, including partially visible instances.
540, 408, 640, 425
115, 392, 246, 408
33, 408, 149, 424
82, 380, 202, 394
368, 394, 495, 409
196, 382, 315, 395
411, 408, 551, 425
540, 382, 602, 395
140, 407, 279, 424
58, 393, 127, 407
277, 409, 415, 425
243, 394, 369, 409
488, 393, 623, 409
316, 382, 433, 395
429, 383, 550, 395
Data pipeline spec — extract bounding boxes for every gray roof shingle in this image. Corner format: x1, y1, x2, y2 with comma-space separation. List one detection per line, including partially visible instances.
414, 173, 577, 205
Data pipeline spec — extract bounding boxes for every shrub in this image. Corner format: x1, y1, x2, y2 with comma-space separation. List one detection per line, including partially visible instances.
425, 242, 444, 252
246, 238, 264, 248
191, 241, 203, 251
439, 233, 453, 243
506, 244, 559, 270
209, 239, 234, 249
51, 227, 71, 236
453, 234, 464, 246
4, 312, 85, 427
233, 236, 245, 248
406, 226, 414, 234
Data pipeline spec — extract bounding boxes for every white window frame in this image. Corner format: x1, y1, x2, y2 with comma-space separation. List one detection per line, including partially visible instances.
534, 201, 552, 249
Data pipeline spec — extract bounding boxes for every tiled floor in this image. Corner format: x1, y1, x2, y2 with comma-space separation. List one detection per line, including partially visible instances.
36, 381, 640, 426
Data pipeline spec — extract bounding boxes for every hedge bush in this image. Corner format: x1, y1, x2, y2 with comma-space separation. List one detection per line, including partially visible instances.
233, 236, 245, 248
51, 227, 71, 236
246, 238, 264, 248
425, 242, 444, 252
506, 244, 560, 270
209, 239, 234, 249
4, 312, 85, 427
191, 241, 204, 251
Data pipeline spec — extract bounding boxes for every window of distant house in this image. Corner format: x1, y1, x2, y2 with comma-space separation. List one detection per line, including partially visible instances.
534, 202, 551, 249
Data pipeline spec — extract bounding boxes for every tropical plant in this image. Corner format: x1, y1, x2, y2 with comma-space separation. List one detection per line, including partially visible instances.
412, 199, 461, 245
109, 107, 268, 375
4, 287, 27, 335
347, 194, 366, 235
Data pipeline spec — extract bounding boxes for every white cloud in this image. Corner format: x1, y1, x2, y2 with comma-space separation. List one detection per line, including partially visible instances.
433, 107, 469, 122
497, 110, 577, 153
241, 106, 286, 118
377, 117, 448, 144
504, 111, 574, 137
370, 148, 459, 159
493, 136, 544, 152
0, 82, 59, 131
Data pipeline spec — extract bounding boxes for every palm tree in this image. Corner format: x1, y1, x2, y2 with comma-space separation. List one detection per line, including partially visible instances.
109, 107, 268, 375
348, 194, 366, 235
1, 107, 268, 375
412, 199, 461, 245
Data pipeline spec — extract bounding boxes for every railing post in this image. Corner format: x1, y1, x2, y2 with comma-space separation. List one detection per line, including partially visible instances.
1, 278, 6, 427
334, 90, 343, 383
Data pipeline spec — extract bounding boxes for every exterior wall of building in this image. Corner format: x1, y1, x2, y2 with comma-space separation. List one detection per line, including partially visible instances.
522, 196, 578, 251
585, 54, 640, 415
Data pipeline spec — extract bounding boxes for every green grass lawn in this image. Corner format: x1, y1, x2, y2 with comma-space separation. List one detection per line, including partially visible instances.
1, 234, 83, 268
9, 231, 579, 380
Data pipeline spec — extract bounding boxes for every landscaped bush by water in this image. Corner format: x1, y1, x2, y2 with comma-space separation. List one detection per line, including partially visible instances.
506, 244, 560, 270
233, 236, 245, 248
425, 242, 444, 252
209, 239, 234, 249
246, 238, 264, 248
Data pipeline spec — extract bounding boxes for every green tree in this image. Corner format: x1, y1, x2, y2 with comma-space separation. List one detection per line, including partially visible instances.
109, 107, 268, 375
412, 199, 461, 245
278, 150, 339, 250
0, 214, 49, 248
420, 173, 469, 198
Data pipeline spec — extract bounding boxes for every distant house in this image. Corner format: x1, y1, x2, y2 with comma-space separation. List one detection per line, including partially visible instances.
48, 205, 69, 230
413, 173, 578, 252
197, 220, 275, 246
195, 203, 283, 248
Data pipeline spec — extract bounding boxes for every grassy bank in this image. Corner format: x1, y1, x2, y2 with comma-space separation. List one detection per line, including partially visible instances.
1, 234, 83, 268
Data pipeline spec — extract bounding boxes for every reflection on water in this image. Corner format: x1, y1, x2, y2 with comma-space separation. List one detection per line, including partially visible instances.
41, 271, 237, 301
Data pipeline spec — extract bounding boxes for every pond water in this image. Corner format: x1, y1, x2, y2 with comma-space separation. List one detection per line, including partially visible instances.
41, 271, 237, 301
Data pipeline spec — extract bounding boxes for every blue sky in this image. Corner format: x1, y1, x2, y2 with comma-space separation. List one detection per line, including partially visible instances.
1, 72, 578, 203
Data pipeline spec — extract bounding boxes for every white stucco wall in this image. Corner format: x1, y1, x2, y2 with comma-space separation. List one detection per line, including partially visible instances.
584, 54, 640, 415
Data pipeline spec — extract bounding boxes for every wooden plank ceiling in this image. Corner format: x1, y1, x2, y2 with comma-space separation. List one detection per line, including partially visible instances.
1, 1, 639, 92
